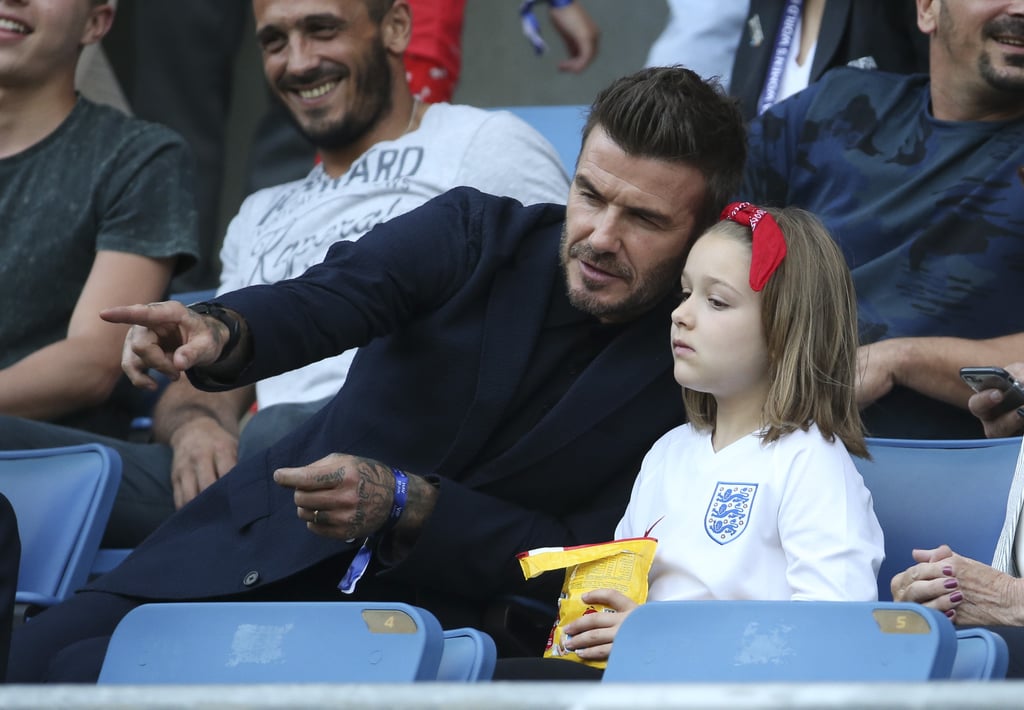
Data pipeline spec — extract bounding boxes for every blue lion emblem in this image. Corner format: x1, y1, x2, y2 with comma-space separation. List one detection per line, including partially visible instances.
705, 482, 758, 545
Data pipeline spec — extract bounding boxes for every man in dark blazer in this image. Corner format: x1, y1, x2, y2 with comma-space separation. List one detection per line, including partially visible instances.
729, 0, 929, 119
9, 59, 747, 682
0, 494, 18, 682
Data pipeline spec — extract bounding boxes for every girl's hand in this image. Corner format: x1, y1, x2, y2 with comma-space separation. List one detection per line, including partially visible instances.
561, 588, 639, 662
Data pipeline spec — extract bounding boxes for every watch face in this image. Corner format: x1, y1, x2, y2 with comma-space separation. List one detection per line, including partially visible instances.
186, 303, 240, 363
189, 302, 225, 318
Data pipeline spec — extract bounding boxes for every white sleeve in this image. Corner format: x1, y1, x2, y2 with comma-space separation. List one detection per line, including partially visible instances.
453, 111, 570, 206
776, 438, 885, 602
614, 438, 667, 541
614, 468, 646, 541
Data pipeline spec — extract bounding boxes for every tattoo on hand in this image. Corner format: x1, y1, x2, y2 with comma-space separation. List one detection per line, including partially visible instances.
311, 457, 393, 537
314, 468, 346, 486
351, 459, 393, 536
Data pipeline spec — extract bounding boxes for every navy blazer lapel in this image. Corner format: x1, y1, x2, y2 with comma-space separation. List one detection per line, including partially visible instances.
731, 2, 785, 119
742, 1, 783, 82
812, 0, 851, 80
468, 297, 675, 486
433, 224, 561, 476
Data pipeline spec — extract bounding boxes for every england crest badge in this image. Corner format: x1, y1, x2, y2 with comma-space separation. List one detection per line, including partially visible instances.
705, 482, 757, 545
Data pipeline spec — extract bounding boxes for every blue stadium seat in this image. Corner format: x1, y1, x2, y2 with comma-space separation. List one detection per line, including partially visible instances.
857, 436, 1021, 601
97, 601, 495, 684
603, 600, 957, 682
865, 435, 1022, 449
0, 445, 121, 612
89, 548, 131, 578
952, 627, 1009, 680
169, 288, 218, 306
438, 627, 497, 681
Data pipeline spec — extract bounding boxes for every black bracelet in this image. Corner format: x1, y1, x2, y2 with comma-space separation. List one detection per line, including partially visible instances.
187, 302, 241, 364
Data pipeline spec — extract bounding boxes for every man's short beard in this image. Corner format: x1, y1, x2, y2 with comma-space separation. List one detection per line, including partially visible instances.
288, 38, 394, 151
979, 53, 1024, 93
302, 102, 391, 151
973, 15, 1024, 94
559, 224, 683, 323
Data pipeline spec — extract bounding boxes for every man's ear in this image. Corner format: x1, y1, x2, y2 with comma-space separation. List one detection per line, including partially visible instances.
381, 0, 412, 55
916, 0, 938, 37
81, 3, 115, 47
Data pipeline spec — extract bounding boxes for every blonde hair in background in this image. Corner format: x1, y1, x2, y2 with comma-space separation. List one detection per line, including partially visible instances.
682, 207, 868, 459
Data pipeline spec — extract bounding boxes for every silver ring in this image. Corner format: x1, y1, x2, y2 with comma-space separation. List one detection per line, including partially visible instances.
313, 509, 321, 525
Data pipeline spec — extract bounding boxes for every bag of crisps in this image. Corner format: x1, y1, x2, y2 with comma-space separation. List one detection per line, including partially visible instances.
517, 537, 657, 669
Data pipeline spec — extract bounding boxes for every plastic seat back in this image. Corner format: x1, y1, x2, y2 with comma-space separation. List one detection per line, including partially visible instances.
437, 627, 497, 681
89, 547, 132, 578
98, 601, 447, 684
0, 444, 121, 608
951, 628, 1009, 680
603, 600, 957, 682
858, 436, 1021, 601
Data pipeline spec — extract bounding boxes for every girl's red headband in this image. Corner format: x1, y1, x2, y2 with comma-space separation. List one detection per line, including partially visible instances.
720, 201, 787, 292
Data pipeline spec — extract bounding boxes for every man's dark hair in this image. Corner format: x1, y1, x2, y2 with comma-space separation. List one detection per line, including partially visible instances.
582, 66, 746, 232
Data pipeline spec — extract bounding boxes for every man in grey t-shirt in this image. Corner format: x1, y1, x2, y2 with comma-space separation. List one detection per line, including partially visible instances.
0, 0, 199, 440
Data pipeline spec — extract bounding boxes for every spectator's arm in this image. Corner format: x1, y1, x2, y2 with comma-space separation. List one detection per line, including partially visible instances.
892, 546, 1024, 626
0, 250, 174, 420
151, 378, 254, 508
856, 333, 1024, 410
549, 1, 600, 73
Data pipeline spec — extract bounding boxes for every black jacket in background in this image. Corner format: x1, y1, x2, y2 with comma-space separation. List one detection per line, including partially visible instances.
729, 0, 929, 120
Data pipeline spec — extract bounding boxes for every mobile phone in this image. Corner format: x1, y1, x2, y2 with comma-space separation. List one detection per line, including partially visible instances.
959, 366, 1024, 416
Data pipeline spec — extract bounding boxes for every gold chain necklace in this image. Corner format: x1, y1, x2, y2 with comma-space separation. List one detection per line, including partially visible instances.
404, 97, 420, 135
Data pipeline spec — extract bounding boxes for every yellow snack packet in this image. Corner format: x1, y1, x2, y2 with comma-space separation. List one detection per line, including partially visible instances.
517, 537, 657, 669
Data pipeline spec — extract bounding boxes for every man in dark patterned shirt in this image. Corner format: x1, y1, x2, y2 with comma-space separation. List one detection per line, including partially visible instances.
742, 0, 1024, 439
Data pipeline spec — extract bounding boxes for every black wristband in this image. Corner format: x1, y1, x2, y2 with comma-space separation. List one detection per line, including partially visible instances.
187, 302, 241, 364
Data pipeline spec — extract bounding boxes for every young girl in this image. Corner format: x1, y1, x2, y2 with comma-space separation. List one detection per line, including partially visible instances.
562, 202, 885, 664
